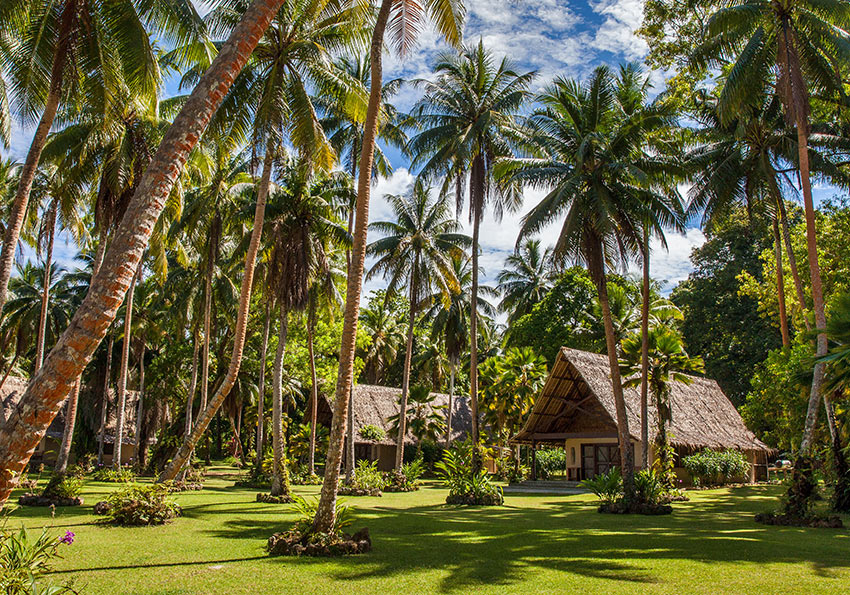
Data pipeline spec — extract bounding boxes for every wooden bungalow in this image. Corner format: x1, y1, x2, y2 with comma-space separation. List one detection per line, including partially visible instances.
512, 348, 772, 483
0, 376, 150, 467
317, 384, 473, 471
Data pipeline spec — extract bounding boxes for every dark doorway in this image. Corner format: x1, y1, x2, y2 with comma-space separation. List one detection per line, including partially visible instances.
581, 443, 620, 479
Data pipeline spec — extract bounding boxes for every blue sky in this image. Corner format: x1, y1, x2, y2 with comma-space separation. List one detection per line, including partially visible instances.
2, 0, 842, 304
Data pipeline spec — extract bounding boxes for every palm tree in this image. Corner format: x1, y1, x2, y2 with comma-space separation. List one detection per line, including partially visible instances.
0, 0, 204, 317
407, 41, 533, 468
693, 0, 850, 456
359, 295, 405, 384
426, 252, 497, 446
497, 238, 554, 325
265, 163, 350, 496
507, 66, 683, 500
621, 327, 704, 486
0, 0, 291, 508
313, 0, 464, 533
366, 182, 469, 470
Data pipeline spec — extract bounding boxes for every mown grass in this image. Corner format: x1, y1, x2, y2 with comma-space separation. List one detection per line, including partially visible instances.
5, 465, 850, 594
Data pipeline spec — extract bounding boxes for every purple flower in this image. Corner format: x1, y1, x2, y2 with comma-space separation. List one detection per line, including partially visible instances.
59, 531, 75, 545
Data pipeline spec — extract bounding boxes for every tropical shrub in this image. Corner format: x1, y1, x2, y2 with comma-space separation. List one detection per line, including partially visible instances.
384, 458, 425, 492
103, 483, 181, 526
495, 454, 528, 483
0, 525, 77, 594
267, 496, 371, 557
580, 468, 623, 504
339, 460, 386, 496
92, 466, 135, 483
435, 441, 503, 506
535, 448, 566, 479
42, 475, 83, 500
358, 424, 386, 443
634, 470, 665, 505
682, 449, 750, 486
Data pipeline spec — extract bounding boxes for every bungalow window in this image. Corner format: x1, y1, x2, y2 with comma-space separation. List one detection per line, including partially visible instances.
570, 447, 576, 464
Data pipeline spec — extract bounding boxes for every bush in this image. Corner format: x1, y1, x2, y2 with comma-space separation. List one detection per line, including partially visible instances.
535, 448, 566, 479
435, 440, 503, 506
0, 525, 76, 594
495, 455, 528, 483
384, 459, 425, 492
634, 470, 665, 505
682, 449, 750, 486
43, 475, 83, 500
340, 460, 386, 496
103, 483, 181, 526
92, 466, 136, 483
266, 496, 371, 557
358, 425, 385, 443
581, 468, 623, 504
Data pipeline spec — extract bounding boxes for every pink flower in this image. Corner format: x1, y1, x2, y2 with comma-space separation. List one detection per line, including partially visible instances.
59, 531, 75, 545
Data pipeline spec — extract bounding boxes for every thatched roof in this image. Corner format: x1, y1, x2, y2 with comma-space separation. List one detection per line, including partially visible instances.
0, 376, 143, 445
513, 348, 770, 452
318, 384, 472, 446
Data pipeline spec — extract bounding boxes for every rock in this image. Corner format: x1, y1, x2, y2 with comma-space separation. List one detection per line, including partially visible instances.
94, 501, 112, 515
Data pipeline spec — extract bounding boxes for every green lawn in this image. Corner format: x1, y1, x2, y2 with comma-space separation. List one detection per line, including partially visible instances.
6, 466, 850, 594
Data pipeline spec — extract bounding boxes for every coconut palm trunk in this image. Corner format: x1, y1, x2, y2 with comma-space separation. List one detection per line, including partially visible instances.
772, 218, 791, 347
53, 380, 80, 475
114, 265, 140, 469
270, 306, 291, 497
185, 323, 200, 442
307, 316, 319, 475
345, 192, 356, 482
639, 234, 650, 469
256, 301, 271, 471
134, 342, 146, 468
312, 0, 392, 534
97, 332, 114, 466
445, 361, 456, 447
35, 206, 57, 371
160, 140, 274, 482
588, 244, 635, 498
0, 6, 72, 317
0, 0, 285, 507
469, 193, 482, 467
394, 261, 418, 470
200, 243, 215, 414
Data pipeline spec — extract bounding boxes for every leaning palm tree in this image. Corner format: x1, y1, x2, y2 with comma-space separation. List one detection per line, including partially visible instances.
497, 238, 554, 325
506, 66, 683, 500
313, 0, 465, 535
407, 41, 534, 468
366, 182, 468, 470
692, 0, 850, 458
0, 0, 292, 508
0, 0, 205, 317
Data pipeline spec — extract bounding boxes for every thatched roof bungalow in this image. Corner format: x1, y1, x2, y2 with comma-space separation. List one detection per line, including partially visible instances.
512, 348, 772, 482
317, 384, 472, 471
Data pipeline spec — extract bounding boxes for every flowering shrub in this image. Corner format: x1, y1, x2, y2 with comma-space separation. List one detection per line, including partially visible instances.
0, 525, 76, 594
103, 483, 181, 526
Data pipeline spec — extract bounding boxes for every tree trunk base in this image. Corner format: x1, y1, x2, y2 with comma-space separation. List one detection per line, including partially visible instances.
256, 493, 293, 504
267, 527, 371, 557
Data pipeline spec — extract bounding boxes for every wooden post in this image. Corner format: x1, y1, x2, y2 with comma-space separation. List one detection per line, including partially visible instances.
531, 441, 537, 481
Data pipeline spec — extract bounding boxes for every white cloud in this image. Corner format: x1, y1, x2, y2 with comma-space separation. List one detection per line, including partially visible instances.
590, 0, 649, 60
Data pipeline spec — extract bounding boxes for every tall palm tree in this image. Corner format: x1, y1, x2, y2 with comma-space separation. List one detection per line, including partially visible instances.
693, 0, 850, 456
366, 182, 468, 470
426, 252, 497, 446
0, 0, 205, 317
313, 0, 464, 533
0, 0, 291, 508
497, 238, 554, 325
621, 327, 704, 487
508, 66, 683, 500
266, 163, 349, 496
407, 41, 533, 468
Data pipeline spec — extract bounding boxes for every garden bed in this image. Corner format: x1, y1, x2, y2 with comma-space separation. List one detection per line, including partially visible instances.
598, 501, 673, 515
18, 493, 83, 507
267, 528, 372, 557
445, 492, 503, 506
338, 486, 382, 497
754, 512, 844, 528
